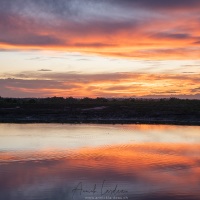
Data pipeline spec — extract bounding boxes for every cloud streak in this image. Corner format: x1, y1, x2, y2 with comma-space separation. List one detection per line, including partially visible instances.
0, 72, 199, 98
108, 0, 200, 10
1, 0, 200, 59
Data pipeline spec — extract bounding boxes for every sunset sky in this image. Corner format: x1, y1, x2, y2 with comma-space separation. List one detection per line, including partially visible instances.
0, 0, 200, 98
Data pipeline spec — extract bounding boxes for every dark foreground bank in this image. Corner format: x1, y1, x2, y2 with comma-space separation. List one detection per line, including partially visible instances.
0, 97, 200, 125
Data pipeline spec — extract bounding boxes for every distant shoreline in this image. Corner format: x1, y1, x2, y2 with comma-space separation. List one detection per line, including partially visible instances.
1, 97, 200, 126
0, 118, 200, 126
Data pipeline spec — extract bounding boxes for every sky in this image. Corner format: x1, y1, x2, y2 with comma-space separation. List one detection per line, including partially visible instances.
0, 0, 200, 98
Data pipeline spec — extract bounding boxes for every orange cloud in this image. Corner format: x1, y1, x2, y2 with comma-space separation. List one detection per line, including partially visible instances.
1, 1, 200, 60
1, 72, 200, 98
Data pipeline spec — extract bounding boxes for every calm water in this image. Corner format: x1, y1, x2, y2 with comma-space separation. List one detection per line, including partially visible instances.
0, 124, 200, 200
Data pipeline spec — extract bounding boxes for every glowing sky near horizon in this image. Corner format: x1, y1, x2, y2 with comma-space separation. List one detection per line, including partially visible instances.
0, 0, 200, 98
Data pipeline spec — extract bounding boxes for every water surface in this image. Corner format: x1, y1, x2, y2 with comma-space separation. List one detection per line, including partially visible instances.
0, 124, 200, 200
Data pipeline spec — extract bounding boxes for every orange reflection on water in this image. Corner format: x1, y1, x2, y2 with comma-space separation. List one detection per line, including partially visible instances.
1, 143, 200, 187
